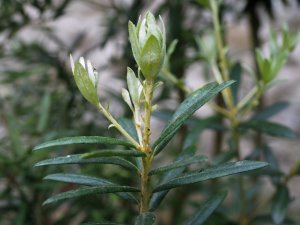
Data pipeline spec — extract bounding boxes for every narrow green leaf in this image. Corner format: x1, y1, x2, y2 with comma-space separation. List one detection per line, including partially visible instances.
122, 88, 134, 111
153, 161, 268, 192
149, 155, 208, 176
127, 67, 142, 107
81, 223, 126, 225
128, 21, 141, 65
74, 62, 99, 105
183, 191, 227, 225
135, 212, 156, 225
272, 186, 290, 225
229, 63, 242, 105
43, 185, 140, 205
153, 81, 234, 155
44, 173, 138, 203
37, 92, 51, 132
35, 155, 138, 171
240, 120, 296, 139
33, 136, 133, 151
149, 146, 197, 211
118, 118, 139, 142
252, 102, 289, 120
82, 150, 145, 158
82, 223, 126, 225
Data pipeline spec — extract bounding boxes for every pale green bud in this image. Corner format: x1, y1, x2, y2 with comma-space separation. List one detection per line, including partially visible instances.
128, 12, 166, 80
70, 54, 99, 105
127, 67, 143, 107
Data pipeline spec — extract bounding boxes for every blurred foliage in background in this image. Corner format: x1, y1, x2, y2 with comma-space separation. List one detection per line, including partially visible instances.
0, 0, 300, 225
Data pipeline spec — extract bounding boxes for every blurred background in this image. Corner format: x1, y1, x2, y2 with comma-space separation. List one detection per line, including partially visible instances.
0, 0, 300, 224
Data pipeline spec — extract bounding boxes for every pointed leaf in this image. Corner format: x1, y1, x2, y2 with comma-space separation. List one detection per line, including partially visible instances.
272, 186, 290, 225
127, 67, 142, 106
35, 155, 138, 171
121, 88, 134, 111
153, 161, 268, 192
128, 21, 141, 65
252, 102, 289, 120
229, 63, 242, 105
82, 150, 145, 158
153, 81, 234, 155
81, 223, 126, 225
149, 155, 208, 176
135, 212, 156, 225
37, 92, 51, 132
45, 173, 138, 203
183, 191, 227, 225
74, 62, 99, 105
240, 120, 296, 139
82, 223, 126, 225
43, 185, 140, 205
33, 136, 133, 151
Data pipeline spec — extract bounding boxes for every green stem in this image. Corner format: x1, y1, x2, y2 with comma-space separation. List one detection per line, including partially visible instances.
139, 78, 155, 213
210, 0, 234, 112
142, 79, 154, 153
210, 2, 247, 223
140, 155, 153, 213
211, 0, 229, 82
97, 103, 140, 149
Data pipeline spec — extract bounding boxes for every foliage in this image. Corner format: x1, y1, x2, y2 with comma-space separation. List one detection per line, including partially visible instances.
0, 0, 299, 225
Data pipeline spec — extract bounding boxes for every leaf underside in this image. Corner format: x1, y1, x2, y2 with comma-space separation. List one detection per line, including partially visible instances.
33, 136, 133, 151
153, 81, 235, 155
43, 185, 140, 205
44, 173, 138, 203
183, 191, 227, 225
35, 154, 138, 171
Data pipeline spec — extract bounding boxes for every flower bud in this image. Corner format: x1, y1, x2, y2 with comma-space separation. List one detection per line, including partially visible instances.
70, 54, 99, 105
128, 12, 166, 80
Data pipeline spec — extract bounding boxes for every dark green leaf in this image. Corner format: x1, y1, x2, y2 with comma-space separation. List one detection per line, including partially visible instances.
135, 212, 156, 225
33, 136, 133, 151
118, 118, 139, 142
118, 118, 142, 170
149, 146, 197, 211
44, 173, 138, 203
149, 155, 208, 176
43, 185, 140, 205
81, 223, 126, 225
213, 150, 236, 165
35, 155, 138, 171
37, 92, 51, 132
82, 150, 145, 158
240, 120, 296, 138
229, 63, 242, 105
153, 81, 234, 155
272, 186, 290, 225
153, 161, 268, 192
252, 102, 289, 120
183, 191, 227, 225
